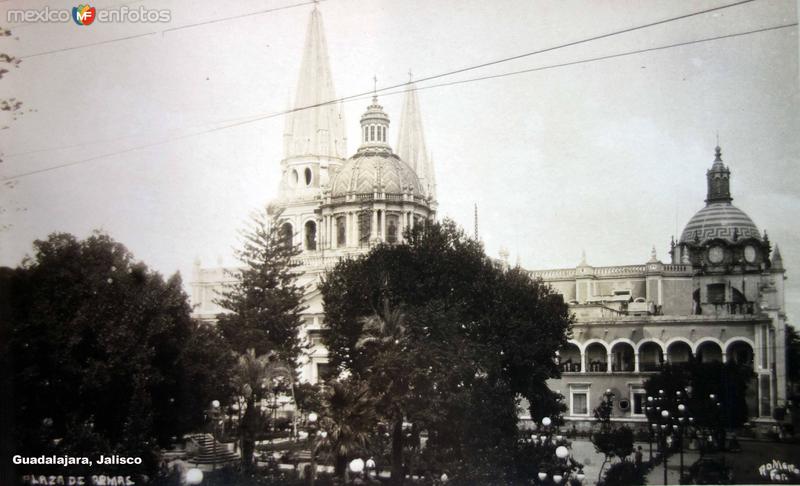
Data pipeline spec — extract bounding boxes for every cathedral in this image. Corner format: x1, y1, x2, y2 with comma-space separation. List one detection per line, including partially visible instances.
190, 6, 789, 427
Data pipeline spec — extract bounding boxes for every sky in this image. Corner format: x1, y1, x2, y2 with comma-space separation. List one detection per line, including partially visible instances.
1, 0, 798, 319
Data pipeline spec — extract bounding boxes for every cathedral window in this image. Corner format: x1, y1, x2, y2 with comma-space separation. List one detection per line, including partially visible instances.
336, 216, 346, 247
358, 211, 372, 246
370, 125, 375, 141
386, 214, 399, 243
304, 167, 312, 186
304, 221, 317, 251
280, 222, 293, 248
364, 126, 368, 142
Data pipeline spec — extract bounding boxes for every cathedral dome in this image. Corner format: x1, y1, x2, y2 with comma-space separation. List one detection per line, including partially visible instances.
679, 146, 762, 244
330, 151, 423, 197
679, 202, 760, 243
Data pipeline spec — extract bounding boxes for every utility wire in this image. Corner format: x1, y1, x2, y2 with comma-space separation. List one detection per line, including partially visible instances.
9, 14, 788, 163
2, 5, 782, 181
18, 0, 324, 59
379, 23, 798, 99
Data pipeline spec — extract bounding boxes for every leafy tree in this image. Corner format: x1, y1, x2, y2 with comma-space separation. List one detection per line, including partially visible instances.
1, 232, 233, 478
217, 209, 306, 364
600, 460, 646, 486
643, 362, 753, 450
294, 382, 324, 416
592, 390, 634, 481
1, 27, 30, 233
320, 220, 572, 484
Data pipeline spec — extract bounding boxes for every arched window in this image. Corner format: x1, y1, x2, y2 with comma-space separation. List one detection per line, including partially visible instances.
280, 222, 293, 248
304, 221, 317, 251
386, 214, 399, 244
358, 211, 371, 246
370, 125, 375, 141
585, 342, 608, 372
336, 216, 346, 247
364, 126, 368, 142
304, 167, 312, 186
559, 343, 581, 372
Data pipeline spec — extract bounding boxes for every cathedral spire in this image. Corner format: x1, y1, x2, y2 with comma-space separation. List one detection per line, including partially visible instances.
397, 76, 436, 199
705, 144, 732, 205
283, 7, 347, 160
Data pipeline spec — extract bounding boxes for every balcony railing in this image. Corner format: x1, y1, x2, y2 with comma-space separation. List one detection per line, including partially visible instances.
694, 301, 757, 316
587, 361, 607, 372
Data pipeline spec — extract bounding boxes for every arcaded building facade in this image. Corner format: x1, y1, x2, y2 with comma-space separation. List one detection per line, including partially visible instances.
537, 146, 788, 426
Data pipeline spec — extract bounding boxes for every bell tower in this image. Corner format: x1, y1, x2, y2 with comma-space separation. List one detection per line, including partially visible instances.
280, 6, 347, 200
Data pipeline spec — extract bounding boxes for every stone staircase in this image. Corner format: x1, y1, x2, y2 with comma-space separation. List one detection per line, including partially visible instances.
188, 433, 239, 465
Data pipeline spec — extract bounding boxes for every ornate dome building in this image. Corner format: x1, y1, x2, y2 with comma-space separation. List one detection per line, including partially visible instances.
320, 96, 434, 248
191, 6, 437, 384
529, 145, 788, 430
674, 146, 771, 273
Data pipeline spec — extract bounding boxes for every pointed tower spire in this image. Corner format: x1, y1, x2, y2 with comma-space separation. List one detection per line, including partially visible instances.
283, 7, 346, 160
772, 244, 784, 271
397, 76, 436, 200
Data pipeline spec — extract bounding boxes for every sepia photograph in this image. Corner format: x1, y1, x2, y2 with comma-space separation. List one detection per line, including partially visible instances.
1, 0, 799, 484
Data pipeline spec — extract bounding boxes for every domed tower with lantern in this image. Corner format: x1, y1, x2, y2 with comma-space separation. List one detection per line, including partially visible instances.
318, 95, 435, 251
671, 146, 782, 315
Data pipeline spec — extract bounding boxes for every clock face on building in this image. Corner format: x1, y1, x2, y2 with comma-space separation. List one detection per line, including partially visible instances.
744, 245, 757, 263
708, 246, 724, 264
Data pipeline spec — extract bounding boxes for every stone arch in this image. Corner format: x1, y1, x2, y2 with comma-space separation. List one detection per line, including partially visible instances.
584, 340, 609, 372
559, 341, 582, 373
609, 338, 635, 372
637, 340, 665, 372
666, 337, 693, 364
279, 221, 294, 248
304, 219, 317, 251
724, 338, 755, 367
694, 338, 724, 363
635, 338, 666, 354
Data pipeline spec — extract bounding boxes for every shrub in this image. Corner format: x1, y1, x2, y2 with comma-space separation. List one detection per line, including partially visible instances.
600, 460, 646, 486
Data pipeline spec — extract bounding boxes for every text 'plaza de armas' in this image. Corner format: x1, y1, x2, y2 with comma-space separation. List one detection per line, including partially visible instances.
189, 7, 790, 430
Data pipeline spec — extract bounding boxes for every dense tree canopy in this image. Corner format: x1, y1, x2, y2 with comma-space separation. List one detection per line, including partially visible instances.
1, 232, 234, 477
643, 361, 754, 436
319, 220, 573, 483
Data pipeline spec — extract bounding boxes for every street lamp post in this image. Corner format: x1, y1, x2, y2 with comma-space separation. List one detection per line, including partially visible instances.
210, 400, 220, 472
646, 396, 654, 462
307, 412, 318, 486
661, 408, 670, 485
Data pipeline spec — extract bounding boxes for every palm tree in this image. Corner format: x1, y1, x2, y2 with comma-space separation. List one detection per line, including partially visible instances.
355, 298, 411, 485
316, 380, 378, 479
232, 348, 298, 470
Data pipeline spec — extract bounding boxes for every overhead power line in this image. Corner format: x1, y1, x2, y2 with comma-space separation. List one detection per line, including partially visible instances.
1, 2, 780, 181
379, 23, 799, 99
18, 0, 325, 59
